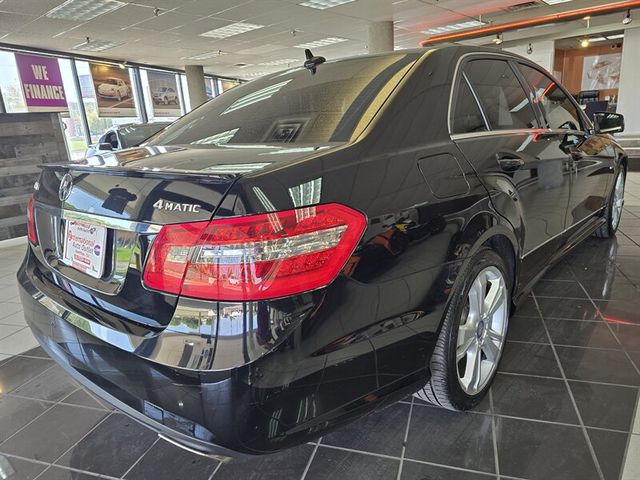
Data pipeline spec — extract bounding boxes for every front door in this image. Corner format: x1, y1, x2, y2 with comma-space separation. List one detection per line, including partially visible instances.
516, 64, 615, 231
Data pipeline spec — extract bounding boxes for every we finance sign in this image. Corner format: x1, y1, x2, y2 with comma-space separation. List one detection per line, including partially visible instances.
15, 53, 68, 112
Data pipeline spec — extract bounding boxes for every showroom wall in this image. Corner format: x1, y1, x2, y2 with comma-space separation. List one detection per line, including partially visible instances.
505, 40, 555, 73
618, 27, 640, 135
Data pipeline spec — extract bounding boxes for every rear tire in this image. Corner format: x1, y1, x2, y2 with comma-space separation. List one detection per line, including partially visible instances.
594, 168, 625, 239
414, 247, 510, 410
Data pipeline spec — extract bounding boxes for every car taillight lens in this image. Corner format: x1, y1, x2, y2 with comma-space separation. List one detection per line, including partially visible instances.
27, 195, 38, 245
143, 203, 366, 301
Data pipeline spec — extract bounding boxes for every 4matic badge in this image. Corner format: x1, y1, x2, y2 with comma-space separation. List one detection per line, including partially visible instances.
153, 199, 201, 213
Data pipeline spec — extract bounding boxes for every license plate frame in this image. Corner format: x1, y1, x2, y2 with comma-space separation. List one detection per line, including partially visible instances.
62, 220, 107, 279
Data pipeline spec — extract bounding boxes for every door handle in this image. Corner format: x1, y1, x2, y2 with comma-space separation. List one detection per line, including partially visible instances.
496, 152, 525, 172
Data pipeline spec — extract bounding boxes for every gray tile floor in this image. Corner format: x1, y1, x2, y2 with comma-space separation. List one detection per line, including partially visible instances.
2, 174, 640, 480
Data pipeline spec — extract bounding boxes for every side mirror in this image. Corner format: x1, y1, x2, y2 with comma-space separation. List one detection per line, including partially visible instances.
98, 142, 114, 151
593, 112, 625, 135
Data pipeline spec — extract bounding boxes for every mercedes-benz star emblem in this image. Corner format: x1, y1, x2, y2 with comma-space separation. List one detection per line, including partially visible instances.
58, 173, 73, 202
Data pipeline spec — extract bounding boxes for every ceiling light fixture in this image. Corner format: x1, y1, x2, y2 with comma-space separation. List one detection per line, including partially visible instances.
258, 58, 298, 66
298, 0, 355, 9
608, 33, 625, 39
72, 39, 123, 51
200, 22, 264, 39
589, 36, 608, 42
623, 9, 632, 24
527, 43, 533, 54
294, 37, 348, 48
492, 33, 504, 44
46, 0, 125, 21
581, 38, 590, 47
542, 0, 573, 4
424, 20, 486, 35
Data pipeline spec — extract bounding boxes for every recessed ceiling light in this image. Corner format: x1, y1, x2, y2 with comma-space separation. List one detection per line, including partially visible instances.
46, 0, 125, 21
424, 20, 486, 35
589, 36, 608, 42
200, 22, 264, 39
607, 33, 625, 39
72, 39, 123, 51
580, 38, 590, 47
186, 51, 227, 60
294, 37, 348, 48
258, 58, 298, 66
298, 0, 355, 9
542, 0, 573, 5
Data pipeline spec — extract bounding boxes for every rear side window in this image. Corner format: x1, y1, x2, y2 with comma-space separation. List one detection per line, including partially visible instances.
517, 64, 583, 131
451, 76, 488, 134
464, 59, 539, 131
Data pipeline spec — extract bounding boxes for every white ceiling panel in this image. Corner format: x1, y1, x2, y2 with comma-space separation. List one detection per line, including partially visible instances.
0, 0, 635, 79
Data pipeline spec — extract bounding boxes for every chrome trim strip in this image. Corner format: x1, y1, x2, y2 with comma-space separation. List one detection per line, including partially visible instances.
33, 289, 222, 371
462, 71, 490, 132
62, 210, 162, 234
451, 129, 542, 141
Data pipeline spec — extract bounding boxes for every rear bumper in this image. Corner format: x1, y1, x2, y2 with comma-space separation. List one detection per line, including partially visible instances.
19, 267, 246, 457
18, 249, 434, 456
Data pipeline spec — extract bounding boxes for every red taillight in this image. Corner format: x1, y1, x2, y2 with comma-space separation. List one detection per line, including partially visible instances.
143, 203, 366, 301
27, 195, 38, 245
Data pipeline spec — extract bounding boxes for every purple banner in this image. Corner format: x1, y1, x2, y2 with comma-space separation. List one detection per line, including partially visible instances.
15, 53, 68, 112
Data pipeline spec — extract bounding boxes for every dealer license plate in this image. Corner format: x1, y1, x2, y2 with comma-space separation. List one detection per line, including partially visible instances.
62, 220, 107, 279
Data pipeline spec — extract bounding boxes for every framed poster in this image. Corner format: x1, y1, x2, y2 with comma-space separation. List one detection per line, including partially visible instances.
148, 71, 181, 117
15, 53, 68, 112
581, 53, 621, 90
89, 63, 136, 117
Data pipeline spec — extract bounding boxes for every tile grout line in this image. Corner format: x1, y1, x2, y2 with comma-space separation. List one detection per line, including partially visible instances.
119, 437, 160, 479
413, 399, 639, 435
316, 442, 510, 478
576, 276, 640, 480
0, 451, 122, 480
46, 411, 114, 469
496, 370, 640, 389
531, 292, 605, 480
299, 436, 322, 480
576, 279, 640, 378
395, 394, 414, 480
488, 388, 500, 479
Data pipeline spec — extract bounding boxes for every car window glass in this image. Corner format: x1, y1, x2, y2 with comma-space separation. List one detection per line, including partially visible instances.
517, 64, 583, 131
149, 53, 420, 146
464, 59, 538, 131
451, 77, 487, 134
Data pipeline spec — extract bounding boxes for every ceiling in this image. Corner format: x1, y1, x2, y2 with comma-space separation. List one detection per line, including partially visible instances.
0, 0, 637, 79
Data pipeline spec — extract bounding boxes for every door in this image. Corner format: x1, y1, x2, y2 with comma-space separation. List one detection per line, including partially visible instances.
516, 64, 615, 230
451, 58, 573, 257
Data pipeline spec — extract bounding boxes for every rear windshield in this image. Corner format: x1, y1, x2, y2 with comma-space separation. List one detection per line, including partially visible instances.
148, 53, 418, 146
119, 123, 170, 148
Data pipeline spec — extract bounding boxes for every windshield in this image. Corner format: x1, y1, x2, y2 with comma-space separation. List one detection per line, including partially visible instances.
119, 123, 170, 148
148, 53, 418, 147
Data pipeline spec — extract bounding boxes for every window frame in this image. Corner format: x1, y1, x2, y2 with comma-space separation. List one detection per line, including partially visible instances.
448, 52, 583, 136
514, 61, 592, 135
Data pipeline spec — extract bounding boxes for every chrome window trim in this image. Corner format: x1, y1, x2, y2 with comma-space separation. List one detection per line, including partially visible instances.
448, 51, 520, 135
451, 128, 587, 142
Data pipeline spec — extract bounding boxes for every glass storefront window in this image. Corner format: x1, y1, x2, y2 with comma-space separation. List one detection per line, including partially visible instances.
58, 59, 89, 161
0, 51, 27, 112
75, 60, 141, 144
140, 69, 182, 122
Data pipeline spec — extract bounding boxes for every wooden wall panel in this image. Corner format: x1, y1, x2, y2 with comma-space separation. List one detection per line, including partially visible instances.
554, 44, 623, 100
0, 112, 69, 241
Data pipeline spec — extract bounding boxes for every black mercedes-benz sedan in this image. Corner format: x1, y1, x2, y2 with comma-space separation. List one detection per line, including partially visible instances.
18, 46, 627, 457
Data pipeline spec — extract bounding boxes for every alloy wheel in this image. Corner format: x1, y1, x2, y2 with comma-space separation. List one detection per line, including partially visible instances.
456, 266, 508, 395
611, 170, 625, 231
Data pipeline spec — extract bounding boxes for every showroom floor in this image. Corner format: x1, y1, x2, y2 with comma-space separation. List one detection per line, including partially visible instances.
1, 175, 640, 480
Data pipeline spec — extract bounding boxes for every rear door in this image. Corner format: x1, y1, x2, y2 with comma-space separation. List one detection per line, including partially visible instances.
451, 57, 572, 259
516, 63, 615, 229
